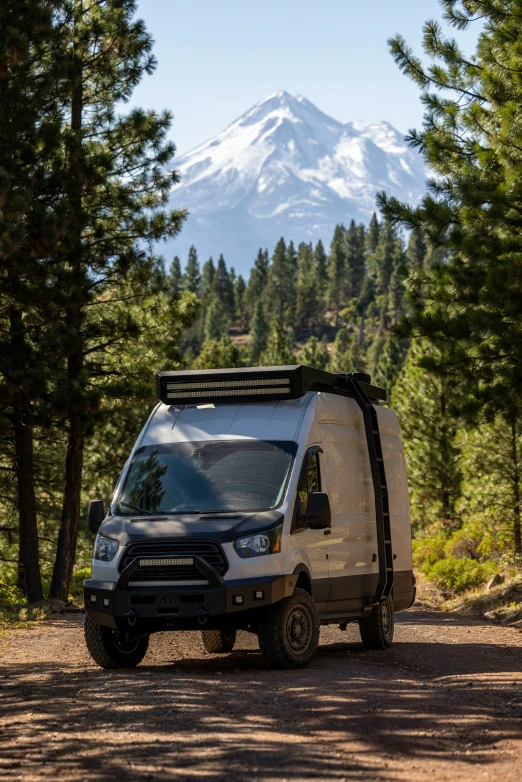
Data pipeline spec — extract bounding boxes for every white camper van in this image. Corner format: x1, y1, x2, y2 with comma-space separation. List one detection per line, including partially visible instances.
84, 366, 414, 669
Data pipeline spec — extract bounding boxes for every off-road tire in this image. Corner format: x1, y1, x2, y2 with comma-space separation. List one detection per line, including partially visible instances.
84, 615, 149, 669
359, 593, 394, 650
201, 628, 237, 653
257, 587, 320, 669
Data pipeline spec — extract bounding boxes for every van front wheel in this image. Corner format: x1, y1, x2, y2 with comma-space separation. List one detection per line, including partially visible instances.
201, 628, 237, 653
257, 588, 320, 669
359, 593, 394, 650
84, 615, 149, 669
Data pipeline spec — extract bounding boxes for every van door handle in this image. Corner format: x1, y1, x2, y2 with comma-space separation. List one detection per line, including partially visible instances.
324, 528, 332, 536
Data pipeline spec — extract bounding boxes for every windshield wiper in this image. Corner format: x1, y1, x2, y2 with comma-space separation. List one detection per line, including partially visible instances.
119, 502, 156, 516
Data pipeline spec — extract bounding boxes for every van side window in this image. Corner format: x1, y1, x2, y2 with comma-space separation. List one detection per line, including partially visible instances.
297, 451, 320, 520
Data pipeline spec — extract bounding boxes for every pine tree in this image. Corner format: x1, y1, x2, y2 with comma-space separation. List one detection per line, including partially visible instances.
204, 297, 227, 343
373, 335, 407, 393
201, 257, 217, 300
260, 316, 296, 366
457, 415, 522, 560
216, 254, 235, 317
327, 224, 346, 324
195, 335, 243, 370
301, 337, 329, 371
295, 242, 321, 335
265, 238, 294, 323
345, 220, 366, 300
392, 341, 462, 529
329, 328, 351, 372
380, 1, 522, 423
168, 256, 183, 297
405, 229, 427, 273
244, 248, 269, 327
183, 246, 201, 294
49, 0, 187, 600
249, 300, 270, 364
234, 275, 247, 331
314, 239, 328, 301
0, 0, 67, 602
365, 213, 380, 254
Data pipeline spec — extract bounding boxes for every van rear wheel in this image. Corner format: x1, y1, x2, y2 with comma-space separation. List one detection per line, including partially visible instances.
201, 628, 237, 653
359, 593, 394, 650
84, 615, 149, 669
257, 587, 320, 669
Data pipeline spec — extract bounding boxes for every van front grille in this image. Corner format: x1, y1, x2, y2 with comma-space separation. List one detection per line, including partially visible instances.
119, 539, 228, 583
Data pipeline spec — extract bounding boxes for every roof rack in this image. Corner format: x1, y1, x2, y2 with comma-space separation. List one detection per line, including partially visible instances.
156, 365, 386, 407
155, 364, 392, 607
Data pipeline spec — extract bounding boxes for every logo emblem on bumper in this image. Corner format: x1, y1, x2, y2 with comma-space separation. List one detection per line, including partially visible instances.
159, 595, 177, 606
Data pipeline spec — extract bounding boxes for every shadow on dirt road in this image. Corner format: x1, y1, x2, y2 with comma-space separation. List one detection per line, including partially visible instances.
1, 609, 522, 781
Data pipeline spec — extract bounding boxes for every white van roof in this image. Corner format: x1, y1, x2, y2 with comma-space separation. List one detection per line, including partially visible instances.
141, 395, 314, 447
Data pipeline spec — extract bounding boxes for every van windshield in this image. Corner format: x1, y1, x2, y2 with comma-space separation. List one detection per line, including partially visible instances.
115, 440, 297, 515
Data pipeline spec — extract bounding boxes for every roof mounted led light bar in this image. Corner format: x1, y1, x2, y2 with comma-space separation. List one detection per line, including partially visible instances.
156, 365, 387, 406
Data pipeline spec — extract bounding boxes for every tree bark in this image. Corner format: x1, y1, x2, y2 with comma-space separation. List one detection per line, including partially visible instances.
9, 305, 44, 603
511, 418, 521, 558
50, 10, 86, 600
13, 414, 43, 603
50, 414, 85, 600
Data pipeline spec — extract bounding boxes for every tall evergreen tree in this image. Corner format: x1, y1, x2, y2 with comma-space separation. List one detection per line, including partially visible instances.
249, 300, 270, 364
216, 254, 235, 317
405, 229, 427, 273
345, 220, 366, 300
380, 0, 522, 424
234, 275, 247, 331
195, 335, 243, 370
168, 256, 183, 297
392, 341, 462, 528
260, 316, 296, 366
201, 257, 216, 300
49, 0, 187, 600
204, 297, 227, 343
295, 242, 321, 335
301, 337, 329, 371
365, 213, 380, 254
327, 224, 346, 324
182, 246, 201, 294
0, 0, 65, 601
314, 239, 328, 298
266, 238, 293, 322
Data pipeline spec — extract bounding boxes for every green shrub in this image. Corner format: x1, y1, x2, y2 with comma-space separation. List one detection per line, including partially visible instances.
428, 556, 497, 594
412, 533, 446, 571
69, 567, 91, 601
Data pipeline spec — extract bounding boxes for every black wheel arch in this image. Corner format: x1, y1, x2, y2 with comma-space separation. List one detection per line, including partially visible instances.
292, 564, 312, 596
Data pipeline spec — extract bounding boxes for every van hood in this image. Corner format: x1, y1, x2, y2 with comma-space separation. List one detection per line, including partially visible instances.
98, 510, 284, 545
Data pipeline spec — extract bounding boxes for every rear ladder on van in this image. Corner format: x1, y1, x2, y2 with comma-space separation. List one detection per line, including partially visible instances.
343, 373, 394, 605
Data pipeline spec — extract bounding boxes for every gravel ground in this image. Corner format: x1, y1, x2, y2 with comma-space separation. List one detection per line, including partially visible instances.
1, 607, 522, 781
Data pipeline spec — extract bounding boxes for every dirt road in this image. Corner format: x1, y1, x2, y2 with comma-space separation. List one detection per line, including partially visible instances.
1, 607, 522, 782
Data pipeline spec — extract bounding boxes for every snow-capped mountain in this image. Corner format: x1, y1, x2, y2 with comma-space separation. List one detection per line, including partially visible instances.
169, 91, 426, 275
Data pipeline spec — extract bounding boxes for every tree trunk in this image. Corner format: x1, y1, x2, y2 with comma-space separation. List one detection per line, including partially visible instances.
9, 304, 43, 603
511, 418, 521, 558
50, 414, 85, 600
50, 15, 85, 601
13, 415, 43, 603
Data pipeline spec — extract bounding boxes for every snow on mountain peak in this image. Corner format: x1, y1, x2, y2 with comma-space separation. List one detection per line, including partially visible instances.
170, 93, 426, 273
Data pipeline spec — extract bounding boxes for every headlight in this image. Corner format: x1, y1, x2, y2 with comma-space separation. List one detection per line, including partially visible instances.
93, 534, 119, 562
234, 526, 282, 559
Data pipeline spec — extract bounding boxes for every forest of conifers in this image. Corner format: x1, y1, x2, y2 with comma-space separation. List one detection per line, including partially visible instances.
2, 0, 522, 609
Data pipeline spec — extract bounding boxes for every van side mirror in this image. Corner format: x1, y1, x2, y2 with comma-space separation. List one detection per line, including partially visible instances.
88, 500, 105, 535
306, 492, 331, 530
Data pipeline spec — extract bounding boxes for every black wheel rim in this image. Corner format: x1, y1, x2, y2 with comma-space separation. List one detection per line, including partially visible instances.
285, 604, 313, 654
112, 631, 140, 655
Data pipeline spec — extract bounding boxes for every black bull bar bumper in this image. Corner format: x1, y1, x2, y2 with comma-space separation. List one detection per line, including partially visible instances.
84, 556, 297, 632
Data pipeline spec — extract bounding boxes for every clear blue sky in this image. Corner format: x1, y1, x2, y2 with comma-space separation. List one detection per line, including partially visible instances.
132, 0, 480, 155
